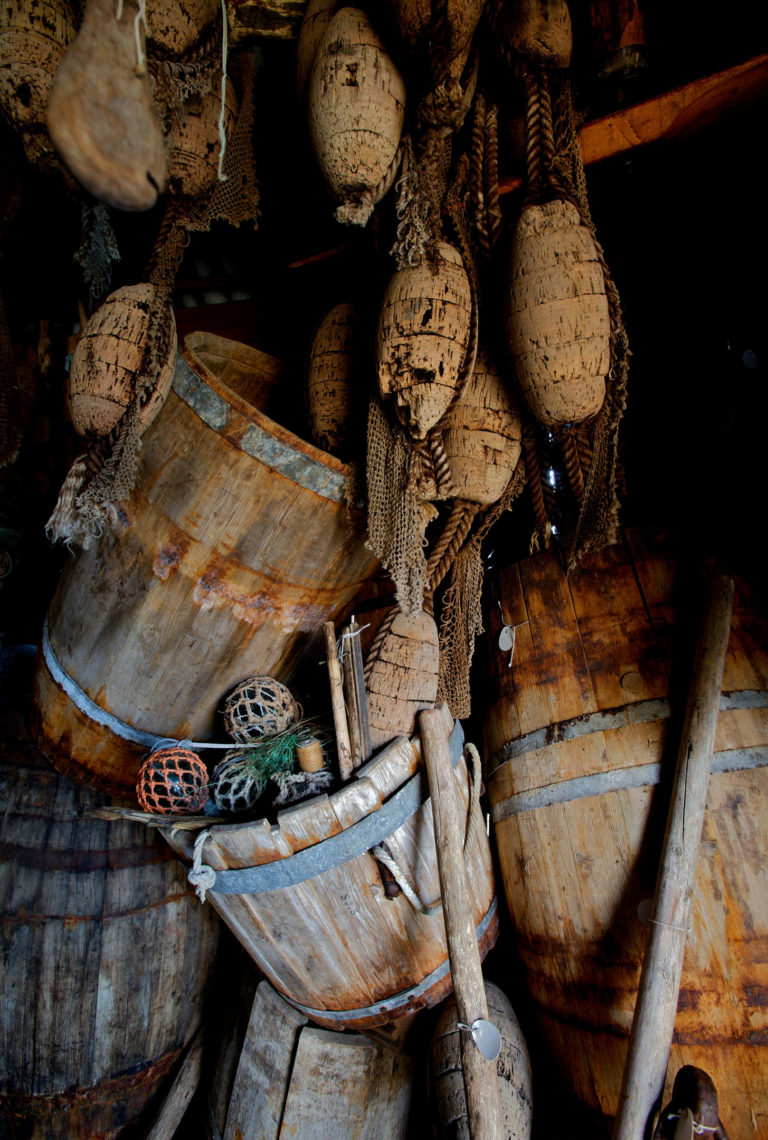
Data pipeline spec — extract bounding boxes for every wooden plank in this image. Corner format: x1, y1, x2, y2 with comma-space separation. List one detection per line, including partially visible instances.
224, 982, 307, 1140
278, 1027, 413, 1138
146, 1030, 204, 1140
227, 0, 306, 43
497, 54, 768, 194
328, 776, 382, 828
354, 736, 420, 800
276, 793, 342, 852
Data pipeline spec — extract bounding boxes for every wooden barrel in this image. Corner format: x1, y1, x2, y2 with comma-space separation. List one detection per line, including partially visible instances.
34, 334, 379, 797
428, 981, 533, 1139
479, 529, 768, 1138
0, 744, 220, 1139
167, 708, 498, 1031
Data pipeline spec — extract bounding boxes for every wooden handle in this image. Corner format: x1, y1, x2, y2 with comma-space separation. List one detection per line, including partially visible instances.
612, 572, 735, 1140
419, 707, 504, 1139
324, 621, 354, 782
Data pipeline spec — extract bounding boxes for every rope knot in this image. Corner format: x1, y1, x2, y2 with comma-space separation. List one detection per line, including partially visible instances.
188, 829, 216, 903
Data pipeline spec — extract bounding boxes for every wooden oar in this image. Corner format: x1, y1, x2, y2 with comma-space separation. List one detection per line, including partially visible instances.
324, 620, 353, 781
420, 706, 504, 1139
612, 570, 734, 1140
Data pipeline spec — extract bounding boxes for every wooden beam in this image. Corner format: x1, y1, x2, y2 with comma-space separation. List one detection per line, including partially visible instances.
227, 0, 305, 44
496, 53, 768, 194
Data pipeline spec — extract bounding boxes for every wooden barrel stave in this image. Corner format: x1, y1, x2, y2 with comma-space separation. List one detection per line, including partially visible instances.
0, 747, 220, 1139
481, 529, 768, 1136
35, 340, 379, 796
167, 717, 498, 1030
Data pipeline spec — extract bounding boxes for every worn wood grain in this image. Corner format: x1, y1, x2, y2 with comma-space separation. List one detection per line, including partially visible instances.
35, 338, 378, 796
479, 530, 768, 1137
279, 1026, 413, 1138
224, 982, 307, 1140
421, 707, 504, 1138
613, 573, 734, 1140
146, 1030, 204, 1140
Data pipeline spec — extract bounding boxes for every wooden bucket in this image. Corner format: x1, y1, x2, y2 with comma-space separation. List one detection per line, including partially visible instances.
34, 333, 379, 797
479, 529, 768, 1137
168, 708, 498, 1032
224, 981, 413, 1138
0, 744, 220, 1139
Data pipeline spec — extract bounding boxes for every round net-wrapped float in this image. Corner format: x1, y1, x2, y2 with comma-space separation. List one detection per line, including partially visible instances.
223, 676, 300, 743
136, 746, 209, 815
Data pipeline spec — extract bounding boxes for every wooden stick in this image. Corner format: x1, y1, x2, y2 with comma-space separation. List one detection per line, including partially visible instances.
342, 617, 372, 770
324, 620, 354, 782
612, 571, 734, 1140
146, 1028, 204, 1140
419, 706, 504, 1139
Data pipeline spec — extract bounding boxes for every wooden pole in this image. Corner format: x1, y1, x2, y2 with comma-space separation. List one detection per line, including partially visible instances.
324, 620, 354, 782
342, 617, 372, 770
419, 706, 504, 1139
612, 571, 734, 1140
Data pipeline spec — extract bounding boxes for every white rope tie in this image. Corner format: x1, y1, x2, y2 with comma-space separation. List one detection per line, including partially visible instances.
188, 829, 216, 903
371, 741, 484, 917
133, 0, 147, 75
667, 1111, 719, 1134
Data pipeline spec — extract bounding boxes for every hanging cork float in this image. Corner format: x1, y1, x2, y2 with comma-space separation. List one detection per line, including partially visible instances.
166, 77, 238, 199
505, 198, 610, 427
306, 301, 362, 456
439, 346, 522, 505
66, 283, 177, 439
308, 7, 406, 226
296, 0, 340, 104
377, 241, 473, 440
365, 609, 440, 751
0, 0, 76, 164
145, 0, 219, 57
488, 0, 573, 69
384, 0, 485, 75
47, 0, 167, 210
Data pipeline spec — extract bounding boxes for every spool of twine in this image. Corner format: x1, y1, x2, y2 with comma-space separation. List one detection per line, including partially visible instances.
296, 738, 324, 773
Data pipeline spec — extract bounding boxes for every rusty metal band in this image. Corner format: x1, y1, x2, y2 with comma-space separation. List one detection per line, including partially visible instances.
279, 896, 498, 1024
172, 353, 348, 502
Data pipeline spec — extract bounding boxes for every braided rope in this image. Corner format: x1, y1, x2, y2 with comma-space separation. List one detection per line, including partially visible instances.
470, 92, 490, 260
363, 605, 399, 686
426, 429, 456, 498
522, 421, 549, 537
560, 429, 585, 502
425, 499, 482, 595
522, 62, 543, 203
483, 102, 503, 250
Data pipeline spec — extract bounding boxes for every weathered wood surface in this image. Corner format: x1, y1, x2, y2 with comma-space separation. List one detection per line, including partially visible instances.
421, 708, 504, 1138
366, 609, 440, 751
0, 747, 220, 1139
227, 0, 307, 44
308, 7, 405, 225
166, 717, 497, 1031
377, 241, 473, 439
429, 981, 533, 1140
145, 1029, 205, 1140
166, 78, 238, 199
35, 336, 378, 796
343, 617, 372, 768
506, 198, 610, 427
440, 346, 522, 505
613, 573, 734, 1140
224, 981, 412, 1138
185, 329, 282, 411
325, 620, 354, 780
67, 283, 177, 438
47, 0, 167, 210
224, 982, 308, 1140
480, 529, 768, 1139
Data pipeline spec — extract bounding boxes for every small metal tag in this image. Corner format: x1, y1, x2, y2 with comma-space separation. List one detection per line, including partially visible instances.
498, 625, 515, 652
673, 1108, 695, 1140
470, 1018, 501, 1060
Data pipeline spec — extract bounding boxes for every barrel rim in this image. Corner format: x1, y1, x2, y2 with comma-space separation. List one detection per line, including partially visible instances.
179, 337, 349, 477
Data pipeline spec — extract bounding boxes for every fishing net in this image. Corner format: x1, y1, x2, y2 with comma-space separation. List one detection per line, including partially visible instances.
136, 745, 209, 814
222, 675, 300, 743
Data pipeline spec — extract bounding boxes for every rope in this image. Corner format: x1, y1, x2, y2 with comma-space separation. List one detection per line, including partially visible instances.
522, 421, 549, 539
335, 140, 404, 226
425, 499, 481, 595
363, 605, 399, 686
470, 92, 490, 260
560, 428, 585, 502
426, 428, 455, 498
370, 740, 484, 917
483, 103, 503, 250
188, 829, 217, 902
216, 0, 229, 181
